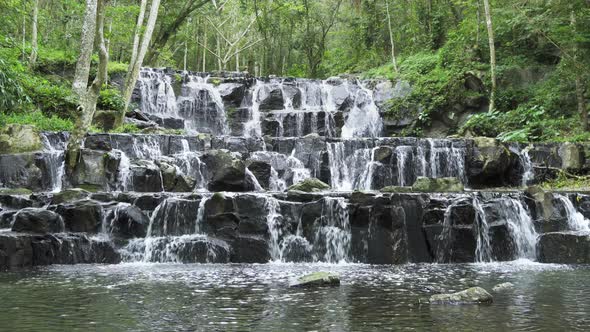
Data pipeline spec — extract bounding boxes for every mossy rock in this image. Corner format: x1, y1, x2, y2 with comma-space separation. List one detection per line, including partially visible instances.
290, 272, 340, 288
429, 287, 493, 304
288, 178, 330, 193
380, 186, 413, 193
52, 188, 91, 204
412, 177, 464, 192
0, 124, 42, 154
0, 188, 32, 195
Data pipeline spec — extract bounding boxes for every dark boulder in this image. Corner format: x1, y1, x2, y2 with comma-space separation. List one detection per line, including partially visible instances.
109, 205, 148, 239
0, 234, 33, 270
12, 208, 65, 234
130, 160, 164, 192
55, 199, 103, 233
258, 86, 284, 111
247, 161, 272, 190
202, 150, 254, 192
467, 138, 516, 188
230, 236, 271, 263
218, 83, 246, 107
538, 232, 590, 264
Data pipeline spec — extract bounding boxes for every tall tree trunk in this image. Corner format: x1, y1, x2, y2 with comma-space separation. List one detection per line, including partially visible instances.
385, 0, 398, 73
571, 10, 588, 130
29, 0, 39, 68
72, 0, 99, 99
202, 29, 207, 71
121, 0, 161, 121
127, 0, 147, 73
66, 0, 109, 173
482, 0, 496, 112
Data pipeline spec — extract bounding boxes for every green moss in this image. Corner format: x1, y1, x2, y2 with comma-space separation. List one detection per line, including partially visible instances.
209, 78, 222, 86
0, 188, 32, 195
288, 178, 330, 192
412, 177, 464, 193
380, 186, 413, 193
110, 123, 142, 134
291, 272, 340, 288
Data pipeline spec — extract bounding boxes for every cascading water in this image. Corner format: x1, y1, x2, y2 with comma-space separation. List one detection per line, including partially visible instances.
556, 194, 590, 231
314, 197, 351, 262
178, 75, 230, 135
501, 198, 538, 260
341, 81, 383, 138
510, 145, 535, 187
40, 133, 66, 192
473, 196, 492, 263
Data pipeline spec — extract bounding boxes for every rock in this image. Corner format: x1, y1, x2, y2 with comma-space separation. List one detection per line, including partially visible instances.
467, 137, 515, 188
230, 236, 271, 263
157, 160, 195, 192
218, 83, 247, 107
0, 153, 45, 191
202, 150, 253, 192
538, 232, 590, 264
492, 282, 515, 292
559, 143, 583, 171
247, 161, 272, 189
0, 234, 32, 270
288, 178, 330, 192
258, 86, 284, 111
380, 186, 412, 193
70, 149, 108, 190
138, 236, 231, 263
290, 272, 341, 288
93, 110, 121, 131
109, 205, 148, 238
429, 287, 493, 304
280, 236, 313, 262
130, 160, 164, 192
55, 200, 103, 233
52, 188, 91, 204
281, 84, 302, 109
412, 177, 464, 192
0, 124, 42, 154
12, 208, 65, 234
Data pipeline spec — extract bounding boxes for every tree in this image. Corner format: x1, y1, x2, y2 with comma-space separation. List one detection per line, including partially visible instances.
385, 0, 398, 73
66, 0, 109, 171
120, 0, 161, 122
482, 0, 496, 112
28, 0, 39, 68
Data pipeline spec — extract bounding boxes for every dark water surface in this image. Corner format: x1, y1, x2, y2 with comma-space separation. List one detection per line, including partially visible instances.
0, 261, 589, 331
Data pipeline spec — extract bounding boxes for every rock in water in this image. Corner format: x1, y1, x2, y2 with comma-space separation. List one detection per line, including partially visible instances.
288, 178, 330, 193
412, 177, 464, 193
290, 272, 340, 288
492, 282, 515, 292
429, 287, 493, 304
12, 208, 65, 234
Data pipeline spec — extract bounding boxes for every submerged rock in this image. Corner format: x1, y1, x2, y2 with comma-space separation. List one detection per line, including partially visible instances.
12, 208, 65, 234
412, 177, 463, 193
290, 272, 341, 288
492, 282, 515, 292
429, 287, 493, 304
288, 178, 330, 193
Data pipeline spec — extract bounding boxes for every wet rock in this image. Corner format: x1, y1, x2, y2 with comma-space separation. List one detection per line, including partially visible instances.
380, 186, 412, 193
12, 208, 65, 234
412, 177, 463, 193
429, 287, 493, 304
0, 124, 42, 154
280, 236, 313, 262
0, 153, 45, 191
140, 236, 230, 263
288, 178, 330, 192
93, 110, 121, 131
0, 193, 33, 210
108, 205, 148, 239
230, 235, 271, 263
258, 86, 284, 111
203, 150, 253, 192
0, 234, 32, 270
0, 210, 17, 228
52, 188, 91, 204
55, 199, 103, 233
492, 282, 515, 292
290, 272, 341, 288
149, 198, 200, 236
281, 84, 302, 109
218, 83, 247, 107
157, 160, 195, 192
70, 149, 109, 190
30, 234, 120, 266
538, 232, 590, 264
130, 160, 164, 192
247, 161, 272, 190
467, 138, 515, 188
559, 143, 583, 171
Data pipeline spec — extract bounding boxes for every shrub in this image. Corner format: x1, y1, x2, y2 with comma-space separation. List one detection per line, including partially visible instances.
98, 88, 125, 111
0, 111, 74, 131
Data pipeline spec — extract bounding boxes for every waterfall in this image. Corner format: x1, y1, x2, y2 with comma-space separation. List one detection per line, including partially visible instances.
502, 198, 538, 260
245, 168, 264, 192
556, 194, 590, 231
473, 197, 492, 263
314, 197, 351, 262
178, 75, 230, 135
174, 139, 206, 190
243, 80, 264, 137
114, 149, 131, 191
341, 81, 383, 138
510, 145, 534, 187
40, 133, 66, 192
266, 196, 283, 261
396, 146, 413, 187
195, 195, 211, 234
136, 68, 178, 117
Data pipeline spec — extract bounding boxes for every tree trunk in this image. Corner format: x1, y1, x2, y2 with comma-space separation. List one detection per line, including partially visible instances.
482, 0, 496, 112
121, 0, 161, 122
66, 0, 109, 174
128, 0, 147, 72
202, 29, 207, 71
72, 0, 99, 99
571, 10, 588, 130
29, 0, 39, 68
385, 0, 398, 73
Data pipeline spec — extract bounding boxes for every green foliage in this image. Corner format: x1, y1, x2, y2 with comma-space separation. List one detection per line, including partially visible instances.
107, 62, 128, 75
109, 123, 142, 134
98, 88, 125, 111
0, 58, 30, 112
0, 111, 74, 131
541, 172, 590, 190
